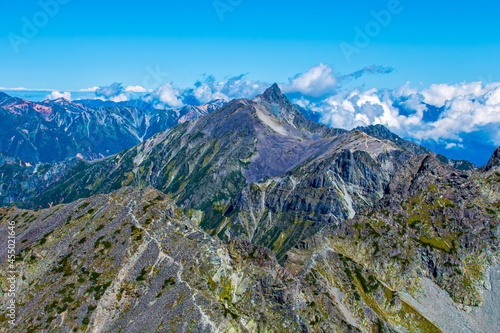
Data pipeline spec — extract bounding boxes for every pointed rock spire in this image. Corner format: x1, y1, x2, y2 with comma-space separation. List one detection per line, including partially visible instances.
261, 83, 285, 103
483, 146, 500, 171
254, 83, 296, 115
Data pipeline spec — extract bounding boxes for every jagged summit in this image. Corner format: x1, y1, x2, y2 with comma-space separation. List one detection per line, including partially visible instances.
251, 83, 338, 139
253, 83, 297, 117
260, 83, 285, 102
483, 146, 500, 171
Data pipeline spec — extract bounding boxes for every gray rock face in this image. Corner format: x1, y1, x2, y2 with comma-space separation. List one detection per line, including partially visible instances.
290, 154, 499, 328
223, 131, 414, 260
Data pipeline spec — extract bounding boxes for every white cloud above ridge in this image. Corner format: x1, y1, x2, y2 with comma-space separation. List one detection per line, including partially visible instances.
46, 91, 72, 100
109, 94, 128, 103
95, 82, 124, 99
149, 82, 184, 109
282, 63, 338, 97
305, 81, 500, 147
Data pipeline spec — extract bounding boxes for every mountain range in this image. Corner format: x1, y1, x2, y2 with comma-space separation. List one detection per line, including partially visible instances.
0, 92, 225, 163
0, 85, 498, 332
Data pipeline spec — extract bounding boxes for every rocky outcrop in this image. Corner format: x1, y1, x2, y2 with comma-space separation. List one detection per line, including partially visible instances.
285, 154, 500, 333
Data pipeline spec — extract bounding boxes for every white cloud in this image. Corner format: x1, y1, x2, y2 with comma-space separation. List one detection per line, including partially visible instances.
109, 94, 128, 102
193, 83, 228, 103
0, 87, 30, 91
78, 87, 99, 92
125, 85, 150, 93
94, 83, 130, 102
152, 82, 184, 108
306, 81, 500, 147
191, 75, 267, 104
421, 82, 484, 107
445, 143, 464, 149
282, 63, 338, 97
280, 64, 393, 98
96, 83, 123, 99
46, 91, 72, 100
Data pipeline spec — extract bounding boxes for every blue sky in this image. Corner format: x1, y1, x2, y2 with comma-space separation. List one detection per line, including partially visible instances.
1, 0, 499, 90
0, 0, 499, 166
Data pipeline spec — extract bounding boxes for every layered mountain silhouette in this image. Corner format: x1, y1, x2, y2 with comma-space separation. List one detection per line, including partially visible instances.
0, 85, 499, 332
0, 92, 225, 163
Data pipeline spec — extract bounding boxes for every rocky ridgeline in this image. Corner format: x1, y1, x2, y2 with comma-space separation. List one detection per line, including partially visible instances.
0, 187, 382, 332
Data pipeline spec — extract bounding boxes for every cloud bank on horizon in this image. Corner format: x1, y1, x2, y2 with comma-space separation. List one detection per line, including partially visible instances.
3, 63, 499, 165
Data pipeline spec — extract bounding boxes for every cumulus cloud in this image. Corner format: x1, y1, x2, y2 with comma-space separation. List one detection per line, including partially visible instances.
280, 64, 395, 98
94, 82, 135, 102
109, 94, 128, 102
149, 82, 184, 109
46, 91, 72, 100
282, 63, 338, 97
191, 74, 268, 104
96, 82, 124, 99
301, 81, 500, 147
125, 85, 150, 93
421, 82, 484, 107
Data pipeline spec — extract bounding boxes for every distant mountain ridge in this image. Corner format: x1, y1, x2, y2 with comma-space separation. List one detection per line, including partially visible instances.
0, 92, 225, 163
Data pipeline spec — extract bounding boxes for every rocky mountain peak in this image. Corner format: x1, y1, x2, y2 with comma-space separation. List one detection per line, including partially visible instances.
483, 146, 500, 171
254, 84, 292, 108
252, 83, 302, 127
261, 83, 285, 102
355, 124, 400, 141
